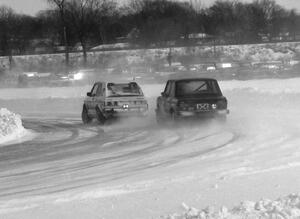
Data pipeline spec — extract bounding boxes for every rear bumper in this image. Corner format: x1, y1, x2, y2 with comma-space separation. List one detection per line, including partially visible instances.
105, 108, 148, 117
178, 109, 229, 117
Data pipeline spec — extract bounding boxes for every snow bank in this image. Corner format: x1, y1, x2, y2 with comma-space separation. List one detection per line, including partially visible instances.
1, 78, 300, 100
165, 194, 300, 219
0, 108, 26, 144
0, 86, 90, 100
220, 78, 300, 95
221, 43, 298, 61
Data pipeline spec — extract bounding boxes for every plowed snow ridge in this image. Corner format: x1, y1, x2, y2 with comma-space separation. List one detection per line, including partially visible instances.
0, 108, 26, 144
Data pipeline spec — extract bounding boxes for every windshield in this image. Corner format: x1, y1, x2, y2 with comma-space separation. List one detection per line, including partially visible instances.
106, 83, 143, 97
176, 80, 221, 96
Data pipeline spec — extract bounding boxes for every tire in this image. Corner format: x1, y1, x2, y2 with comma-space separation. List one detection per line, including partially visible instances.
82, 105, 92, 124
167, 110, 178, 126
156, 109, 166, 125
217, 115, 227, 123
96, 106, 106, 125
170, 111, 176, 121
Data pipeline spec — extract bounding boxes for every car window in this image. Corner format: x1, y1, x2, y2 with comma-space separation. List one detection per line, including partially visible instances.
164, 81, 171, 96
176, 80, 220, 96
96, 84, 103, 96
106, 83, 143, 97
169, 82, 175, 97
91, 84, 99, 96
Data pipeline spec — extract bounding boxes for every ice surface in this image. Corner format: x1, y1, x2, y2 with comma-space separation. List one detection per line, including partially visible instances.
1, 78, 300, 219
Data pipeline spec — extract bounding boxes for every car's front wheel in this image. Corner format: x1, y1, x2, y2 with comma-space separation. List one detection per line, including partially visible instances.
82, 105, 92, 124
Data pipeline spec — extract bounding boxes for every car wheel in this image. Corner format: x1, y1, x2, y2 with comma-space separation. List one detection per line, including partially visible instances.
170, 111, 178, 121
82, 105, 92, 124
156, 109, 166, 125
96, 106, 106, 125
168, 110, 179, 126
217, 115, 227, 123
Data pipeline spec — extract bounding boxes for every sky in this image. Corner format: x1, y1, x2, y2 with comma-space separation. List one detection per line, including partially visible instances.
0, 0, 299, 16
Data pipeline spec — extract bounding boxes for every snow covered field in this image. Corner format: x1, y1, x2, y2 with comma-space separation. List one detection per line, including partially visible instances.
1, 78, 300, 218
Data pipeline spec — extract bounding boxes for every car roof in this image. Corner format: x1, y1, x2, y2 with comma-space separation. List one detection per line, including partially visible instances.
169, 78, 218, 82
94, 81, 139, 85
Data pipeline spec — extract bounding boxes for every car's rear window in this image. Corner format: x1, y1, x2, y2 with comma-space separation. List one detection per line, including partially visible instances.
176, 80, 221, 96
107, 83, 143, 97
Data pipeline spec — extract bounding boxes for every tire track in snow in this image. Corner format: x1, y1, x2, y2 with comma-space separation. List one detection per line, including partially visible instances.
0, 117, 237, 204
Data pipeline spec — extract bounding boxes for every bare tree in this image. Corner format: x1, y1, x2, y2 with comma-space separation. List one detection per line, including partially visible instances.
190, 0, 203, 13
65, 0, 112, 66
0, 6, 16, 69
47, 0, 70, 70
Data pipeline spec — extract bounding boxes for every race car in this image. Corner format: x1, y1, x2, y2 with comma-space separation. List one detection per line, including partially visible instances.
155, 78, 229, 123
18, 72, 71, 87
82, 81, 148, 124
68, 69, 99, 85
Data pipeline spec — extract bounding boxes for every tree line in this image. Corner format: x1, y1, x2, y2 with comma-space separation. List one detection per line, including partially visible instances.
0, 0, 299, 65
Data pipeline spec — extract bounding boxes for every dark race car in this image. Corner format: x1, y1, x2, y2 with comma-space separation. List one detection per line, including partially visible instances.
155, 78, 229, 123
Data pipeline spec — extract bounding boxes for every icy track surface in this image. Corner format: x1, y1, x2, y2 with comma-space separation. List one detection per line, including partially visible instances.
2, 78, 300, 218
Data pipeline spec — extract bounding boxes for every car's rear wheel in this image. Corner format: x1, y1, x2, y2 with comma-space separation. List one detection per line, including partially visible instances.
167, 110, 179, 126
96, 106, 106, 125
82, 105, 92, 124
217, 115, 227, 123
170, 111, 176, 121
156, 109, 166, 125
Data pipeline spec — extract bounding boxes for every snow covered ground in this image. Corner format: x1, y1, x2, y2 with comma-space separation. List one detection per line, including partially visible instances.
0, 108, 29, 145
1, 78, 300, 218
166, 193, 300, 219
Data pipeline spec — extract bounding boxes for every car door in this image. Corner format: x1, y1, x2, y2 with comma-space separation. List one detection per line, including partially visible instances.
164, 81, 176, 114
85, 84, 96, 110
160, 81, 172, 115
94, 83, 105, 110
88, 83, 99, 115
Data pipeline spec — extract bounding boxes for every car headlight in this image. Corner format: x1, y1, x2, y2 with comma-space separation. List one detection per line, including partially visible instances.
74, 72, 83, 80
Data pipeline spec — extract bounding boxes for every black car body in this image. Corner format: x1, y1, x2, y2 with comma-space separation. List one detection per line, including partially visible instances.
155, 78, 229, 122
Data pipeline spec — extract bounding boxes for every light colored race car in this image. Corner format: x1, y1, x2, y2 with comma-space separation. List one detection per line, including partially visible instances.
82, 81, 148, 124
18, 72, 71, 87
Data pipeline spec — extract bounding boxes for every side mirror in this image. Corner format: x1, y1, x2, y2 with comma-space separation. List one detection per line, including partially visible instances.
87, 92, 92, 97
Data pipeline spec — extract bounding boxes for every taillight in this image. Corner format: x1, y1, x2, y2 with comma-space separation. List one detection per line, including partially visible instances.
217, 99, 227, 109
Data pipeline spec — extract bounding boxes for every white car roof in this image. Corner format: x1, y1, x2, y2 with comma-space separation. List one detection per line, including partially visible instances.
95, 81, 139, 85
